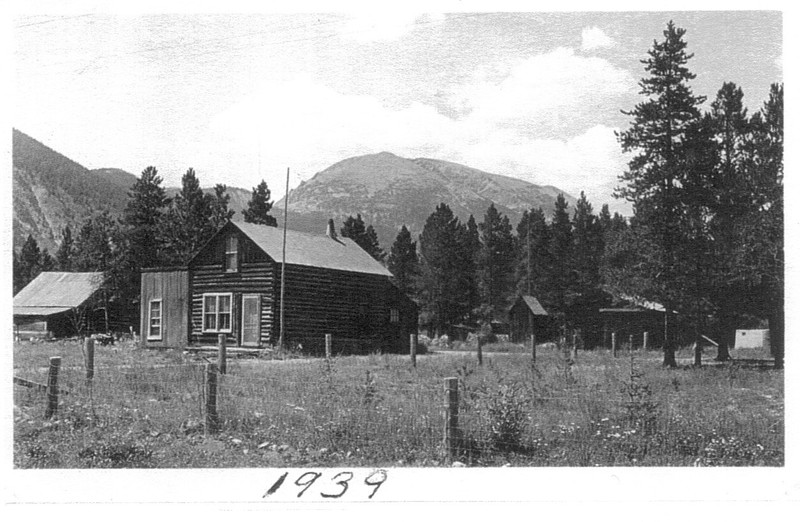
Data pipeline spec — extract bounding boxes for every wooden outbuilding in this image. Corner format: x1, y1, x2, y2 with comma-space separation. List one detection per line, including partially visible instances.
140, 220, 417, 353
599, 297, 667, 349
13, 271, 106, 339
508, 295, 555, 343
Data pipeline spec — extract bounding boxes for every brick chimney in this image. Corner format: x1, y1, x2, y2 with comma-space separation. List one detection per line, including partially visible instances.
326, 218, 338, 240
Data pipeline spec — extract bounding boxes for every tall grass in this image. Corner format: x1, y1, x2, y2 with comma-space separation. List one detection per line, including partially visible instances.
13, 341, 783, 468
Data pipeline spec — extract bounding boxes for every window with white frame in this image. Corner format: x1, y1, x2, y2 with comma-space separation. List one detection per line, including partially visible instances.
148, 299, 162, 340
389, 308, 400, 324
225, 235, 239, 272
203, 293, 232, 332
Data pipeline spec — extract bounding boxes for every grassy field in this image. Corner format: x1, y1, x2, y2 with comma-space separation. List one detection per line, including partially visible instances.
13, 338, 783, 468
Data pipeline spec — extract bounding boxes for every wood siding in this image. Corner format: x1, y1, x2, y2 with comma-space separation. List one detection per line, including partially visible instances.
140, 270, 189, 348
189, 230, 275, 346
275, 264, 417, 353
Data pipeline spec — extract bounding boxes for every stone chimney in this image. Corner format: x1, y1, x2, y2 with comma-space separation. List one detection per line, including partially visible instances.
326, 218, 338, 240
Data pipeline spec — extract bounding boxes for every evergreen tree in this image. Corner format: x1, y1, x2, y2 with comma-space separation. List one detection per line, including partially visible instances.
463, 214, 481, 322
161, 168, 215, 265
417, 203, 471, 335
72, 212, 119, 273
341, 214, 386, 262
598, 204, 613, 237
615, 21, 706, 366
208, 183, 235, 230
39, 249, 55, 272
18, 234, 42, 287
123, 166, 169, 270
477, 204, 515, 320
387, 225, 419, 296
242, 180, 277, 227
55, 225, 74, 271
515, 207, 550, 298
547, 194, 574, 317
732, 83, 784, 367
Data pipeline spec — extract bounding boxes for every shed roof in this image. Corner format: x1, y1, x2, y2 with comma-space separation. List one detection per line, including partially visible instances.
512, 295, 548, 316
231, 222, 392, 277
13, 272, 104, 317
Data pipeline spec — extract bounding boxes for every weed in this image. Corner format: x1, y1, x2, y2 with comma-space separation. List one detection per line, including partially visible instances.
482, 383, 529, 452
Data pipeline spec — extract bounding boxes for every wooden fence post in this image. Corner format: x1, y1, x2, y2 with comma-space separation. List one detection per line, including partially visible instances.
84, 337, 95, 381
694, 343, 702, 367
612, 332, 617, 358
530, 333, 536, 364
643, 331, 649, 351
410, 333, 417, 368
444, 377, 459, 460
477, 336, 483, 366
205, 363, 219, 435
325, 333, 332, 358
629, 334, 634, 354
44, 356, 61, 419
217, 334, 227, 375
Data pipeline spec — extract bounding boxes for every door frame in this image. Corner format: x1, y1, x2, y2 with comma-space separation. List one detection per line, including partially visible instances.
240, 294, 261, 347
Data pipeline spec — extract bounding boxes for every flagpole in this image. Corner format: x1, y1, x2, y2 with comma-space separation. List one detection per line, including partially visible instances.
279, 167, 289, 350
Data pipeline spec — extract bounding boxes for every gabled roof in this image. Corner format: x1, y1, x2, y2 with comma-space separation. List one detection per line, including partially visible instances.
512, 295, 548, 315
14, 272, 104, 316
231, 222, 392, 277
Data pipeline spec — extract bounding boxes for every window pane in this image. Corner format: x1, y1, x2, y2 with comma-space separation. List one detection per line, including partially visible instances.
225, 253, 237, 271
219, 295, 231, 312
204, 296, 216, 313
219, 312, 230, 330
204, 314, 216, 330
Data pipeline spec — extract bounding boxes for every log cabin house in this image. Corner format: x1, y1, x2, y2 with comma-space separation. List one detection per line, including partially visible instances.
140, 220, 417, 354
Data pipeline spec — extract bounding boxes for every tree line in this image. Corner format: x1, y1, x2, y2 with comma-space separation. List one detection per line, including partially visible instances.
383, 22, 782, 367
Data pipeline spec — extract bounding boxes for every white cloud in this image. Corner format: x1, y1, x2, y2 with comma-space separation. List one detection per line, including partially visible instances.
581, 26, 614, 51
448, 47, 635, 137
201, 74, 631, 214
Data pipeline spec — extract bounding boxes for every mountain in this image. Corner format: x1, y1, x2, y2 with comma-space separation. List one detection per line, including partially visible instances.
276, 152, 576, 248
12, 129, 138, 253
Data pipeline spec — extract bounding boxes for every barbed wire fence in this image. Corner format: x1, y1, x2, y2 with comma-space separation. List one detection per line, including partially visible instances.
13, 334, 784, 467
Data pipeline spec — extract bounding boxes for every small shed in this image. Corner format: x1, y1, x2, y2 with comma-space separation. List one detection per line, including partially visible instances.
508, 295, 554, 343
13, 272, 105, 339
599, 298, 667, 348
140, 268, 189, 349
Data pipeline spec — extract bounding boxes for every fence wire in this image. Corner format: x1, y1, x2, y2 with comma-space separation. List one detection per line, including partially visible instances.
13, 347, 785, 467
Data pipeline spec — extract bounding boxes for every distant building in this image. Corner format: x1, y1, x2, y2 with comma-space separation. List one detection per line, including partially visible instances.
508, 295, 555, 343
599, 297, 668, 348
140, 220, 417, 353
13, 271, 106, 339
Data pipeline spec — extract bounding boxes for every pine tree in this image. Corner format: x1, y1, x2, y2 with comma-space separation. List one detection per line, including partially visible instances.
547, 194, 574, 317
162, 168, 215, 265
208, 184, 235, 230
341, 214, 385, 262
55, 225, 74, 271
387, 225, 419, 296
732, 83, 784, 367
417, 203, 471, 335
515, 207, 550, 298
463, 215, 481, 322
123, 166, 169, 270
18, 234, 42, 287
73, 212, 118, 272
477, 204, 515, 320
242, 180, 277, 227
615, 21, 706, 367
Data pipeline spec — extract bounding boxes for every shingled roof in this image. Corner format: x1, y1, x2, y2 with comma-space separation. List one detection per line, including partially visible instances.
14, 272, 104, 316
232, 222, 392, 277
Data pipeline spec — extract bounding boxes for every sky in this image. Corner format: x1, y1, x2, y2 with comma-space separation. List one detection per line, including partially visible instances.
10, 7, 784, 216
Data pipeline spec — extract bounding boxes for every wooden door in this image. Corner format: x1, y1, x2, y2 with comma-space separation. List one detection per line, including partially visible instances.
241, 295, 261, 347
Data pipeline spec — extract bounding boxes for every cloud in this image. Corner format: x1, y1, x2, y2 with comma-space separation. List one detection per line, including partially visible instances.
448, 47, 635, 138
201, 73, 631, 215
581, 27, 614, 51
